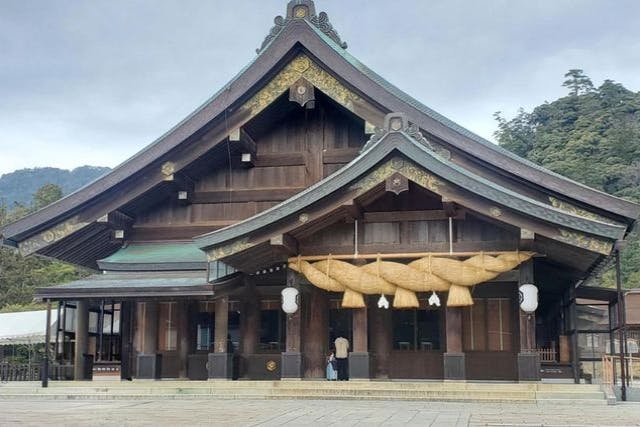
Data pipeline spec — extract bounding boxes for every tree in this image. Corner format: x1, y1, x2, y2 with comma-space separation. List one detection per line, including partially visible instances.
0, 183, 86, 311
562, 69, 594, 96
33, 184, 63, 211
495, 71, 640, 288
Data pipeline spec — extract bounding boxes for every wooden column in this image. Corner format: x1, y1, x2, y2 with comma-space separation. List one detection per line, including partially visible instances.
134, 301, 160, 379
282, 269, 303, 379
138, 301, 158, 354
518, 259, 540, 381
353, 307, 368, 352
369, 305, 392, 379
241, 282, 260, 379
518, 260, 536, 351
349, 305, 370, 379
42, 299, 52, 387
119, 301, 133, 380
177, 301, 190, 378
285, 306, 302, 352
209, 297, 233, 379
242, 283, 259, 356
303, 287, 328, 378
444, 306, 465, 380
73, 300, 89, 380
214, 297, 229, 353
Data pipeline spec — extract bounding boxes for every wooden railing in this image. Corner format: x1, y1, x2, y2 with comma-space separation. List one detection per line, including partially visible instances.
602, 354, 640, 391
0, 362, 74, 382
536, 347, 557, 362
0, 362, 41, 381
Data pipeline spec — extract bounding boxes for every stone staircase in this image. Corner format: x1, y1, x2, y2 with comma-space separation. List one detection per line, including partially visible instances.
0, 381, 610, 404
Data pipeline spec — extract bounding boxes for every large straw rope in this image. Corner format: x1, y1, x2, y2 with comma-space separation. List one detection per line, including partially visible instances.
288, 252, 534, 308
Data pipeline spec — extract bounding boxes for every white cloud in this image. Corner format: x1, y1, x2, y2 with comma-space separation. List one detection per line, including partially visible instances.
0, 0, 639, 174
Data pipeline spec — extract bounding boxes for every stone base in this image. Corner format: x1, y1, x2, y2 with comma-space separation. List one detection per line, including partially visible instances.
281, 352, 302, 379
518, 352, 541, 381
348, 352, 370, 380
208, 353, 233, 380
444, 352, 466, 380
187, 354, 208, 380
136, 354, 162, 380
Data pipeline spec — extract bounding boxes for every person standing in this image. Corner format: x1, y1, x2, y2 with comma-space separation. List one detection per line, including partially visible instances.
334, 336, 349, 381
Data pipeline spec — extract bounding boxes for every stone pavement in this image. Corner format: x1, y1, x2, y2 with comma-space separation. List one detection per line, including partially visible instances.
1, 399, 639, 426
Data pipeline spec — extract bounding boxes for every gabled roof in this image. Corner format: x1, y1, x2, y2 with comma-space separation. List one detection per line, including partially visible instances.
195, 113, 625, 259
2, 0, 637, 256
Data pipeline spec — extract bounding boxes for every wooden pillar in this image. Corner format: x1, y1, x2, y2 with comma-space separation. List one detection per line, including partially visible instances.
119, 301, 133, 380
303, 287, 328, 378
214, 297, 229, 353
177, 301, 190, 378
74, 300, 89, 380
369, 305, 392, 379
134, 302, 160, 379
282, 269, 303, 379
242, 284, 259, 356
518, 260, 540, 381
42, 299, 52, 387
444, 306, 465, 380
138, 301, 159, 354
353, 307, 368, 352
241, 282, 260, 380
209, 297, 233, 379
349, 305, 370, 379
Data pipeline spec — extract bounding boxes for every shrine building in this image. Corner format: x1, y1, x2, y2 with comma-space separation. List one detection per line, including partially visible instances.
1, 0, 637, 383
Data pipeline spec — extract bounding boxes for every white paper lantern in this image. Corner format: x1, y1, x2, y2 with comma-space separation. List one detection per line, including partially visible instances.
281, 287, 300, 314
519, 284, 538, 313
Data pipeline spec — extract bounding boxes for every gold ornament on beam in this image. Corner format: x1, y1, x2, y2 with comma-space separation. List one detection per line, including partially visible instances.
288, 251, 535, 308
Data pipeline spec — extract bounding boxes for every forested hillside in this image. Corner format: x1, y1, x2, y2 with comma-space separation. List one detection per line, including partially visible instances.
0, 166, 109, 208
495, 70, 640, 288
0, 170, 108, 312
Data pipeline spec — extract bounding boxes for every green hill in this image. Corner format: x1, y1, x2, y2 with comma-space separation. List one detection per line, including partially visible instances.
0, 166, 110, 208
495, 70, 640, 288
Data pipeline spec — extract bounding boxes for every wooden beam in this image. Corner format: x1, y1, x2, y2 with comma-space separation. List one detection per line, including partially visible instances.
112, 229, 125, 241
168, 173, 195, 204
129, 223, 234, 241
97, 211, 134, 228
364, 121, 376, 135
229, 128, 258, 167
342, 200, 363, 220
191, 188, 304, 204
442, 197, 458, 218
323, 149, 360, 165
253, 153, 305, 167
362, 210, 465, 222
270, 233, 299, 256
289, 249, 535, 262
520, 228, 535, 251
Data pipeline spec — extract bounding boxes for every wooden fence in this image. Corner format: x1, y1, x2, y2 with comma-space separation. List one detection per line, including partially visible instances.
602, 354, 640, 393
536, 347, 557, 362
0, 362, 41, 381
0, 362, 74, 382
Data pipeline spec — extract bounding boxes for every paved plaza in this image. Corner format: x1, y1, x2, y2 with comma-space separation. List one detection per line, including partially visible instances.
1, 399, 640, 426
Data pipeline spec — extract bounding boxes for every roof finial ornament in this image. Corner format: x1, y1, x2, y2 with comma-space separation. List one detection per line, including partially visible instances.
361, 113, 451, 159
257, 1, 348, 54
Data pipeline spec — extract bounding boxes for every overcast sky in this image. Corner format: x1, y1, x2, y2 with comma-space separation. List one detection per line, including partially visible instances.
1, 0, 639, 175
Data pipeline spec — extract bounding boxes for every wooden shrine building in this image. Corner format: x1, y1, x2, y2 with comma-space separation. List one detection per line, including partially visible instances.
2, 0, 638, 383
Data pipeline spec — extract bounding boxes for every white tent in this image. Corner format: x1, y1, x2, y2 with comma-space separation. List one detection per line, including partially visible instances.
0, 310, 57, 346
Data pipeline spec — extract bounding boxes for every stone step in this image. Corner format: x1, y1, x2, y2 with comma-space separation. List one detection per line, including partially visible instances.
0, 381, 608, 404
535, 391, 606, 400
